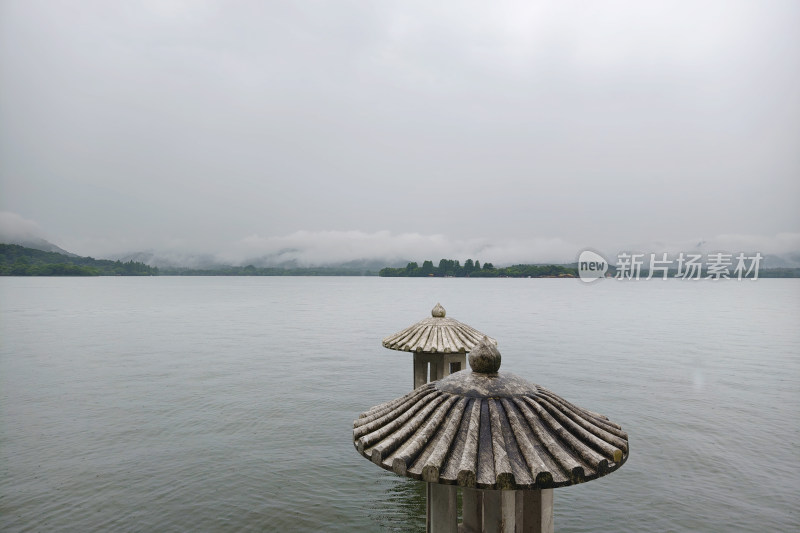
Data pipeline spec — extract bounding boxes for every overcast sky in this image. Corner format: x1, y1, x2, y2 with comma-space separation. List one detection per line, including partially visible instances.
1, 0, 798, 264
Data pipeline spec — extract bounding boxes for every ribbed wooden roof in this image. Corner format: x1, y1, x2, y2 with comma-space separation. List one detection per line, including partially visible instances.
354, 340, 629, 490
382, 303, 496, 353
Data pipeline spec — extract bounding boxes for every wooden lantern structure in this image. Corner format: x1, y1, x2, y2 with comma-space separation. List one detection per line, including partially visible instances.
354, 338, 629, 533
382, 303, 496, 390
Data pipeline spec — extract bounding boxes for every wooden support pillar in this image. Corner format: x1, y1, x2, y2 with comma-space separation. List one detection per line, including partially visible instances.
501, 490, 516, 533
427, 483, 457, 533
430, 360, 442, 381
443, 357, 453, 378
520, 489, 553, 533
483, 490, 502, 533
516, 491, 533, 532
414, 354, 427, 389
462, 487, 483, 533
470, 489, 553, 533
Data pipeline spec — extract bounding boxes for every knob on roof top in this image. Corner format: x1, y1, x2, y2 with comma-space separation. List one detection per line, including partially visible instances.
469, 336, 501, 374
431, 303, 446, 318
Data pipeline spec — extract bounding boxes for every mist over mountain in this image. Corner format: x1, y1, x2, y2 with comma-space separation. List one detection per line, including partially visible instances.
760, 252, 800, 269
3, 211, 799, 270
3, 232, 800, 272
107, 231, 800, 270
0, 212, 77, 256
3, 237, 77, 257
114, 251, 226, 270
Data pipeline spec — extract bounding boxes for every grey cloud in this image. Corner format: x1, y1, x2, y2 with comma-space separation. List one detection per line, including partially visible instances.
0, 211, 45, 242
214, 229, 800, 267
1, 1, 797, 260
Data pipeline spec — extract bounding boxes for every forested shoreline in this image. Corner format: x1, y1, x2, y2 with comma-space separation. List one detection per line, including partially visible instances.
3, 244, 798, 278
0, 244, 157, 276
378, 259, 577, 278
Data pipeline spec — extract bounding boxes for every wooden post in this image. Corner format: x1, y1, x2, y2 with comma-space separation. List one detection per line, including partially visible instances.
501, 490, 517, 533
470, 489, 553, 533
462, 487, 483, 533
483, 490, 502, 533
516, 491, 533, 532
429, 360, 441, 381
521, 489, 553, 533
427, 483, 457, 533
427, 483, 431, 533
414, 354, 427, 389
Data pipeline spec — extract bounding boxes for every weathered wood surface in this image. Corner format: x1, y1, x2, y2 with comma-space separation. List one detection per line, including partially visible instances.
454, 487, 553, 533
353, 346, 629, 490
461, 488, 483, 532
383, 303, 496, 354
428, 483, 458, 533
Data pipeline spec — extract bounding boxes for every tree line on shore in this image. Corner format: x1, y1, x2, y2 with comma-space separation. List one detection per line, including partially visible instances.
0, 244, 157, 276
379, 259, 577, 278
6, 243, 797, 278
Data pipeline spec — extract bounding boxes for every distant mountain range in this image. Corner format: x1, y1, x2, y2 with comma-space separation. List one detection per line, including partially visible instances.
3, 237, 78, 257
0, 241, 388, 276
113, 250, 405, 271
0, 243, 157, 276
3, 237, 800, 273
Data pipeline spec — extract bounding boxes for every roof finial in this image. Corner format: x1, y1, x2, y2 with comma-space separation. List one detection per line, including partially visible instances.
431, 303, 446, 318
469, 336, 501, 374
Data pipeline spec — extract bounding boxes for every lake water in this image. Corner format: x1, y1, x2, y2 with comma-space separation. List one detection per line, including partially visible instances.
1, 277, 798, 532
